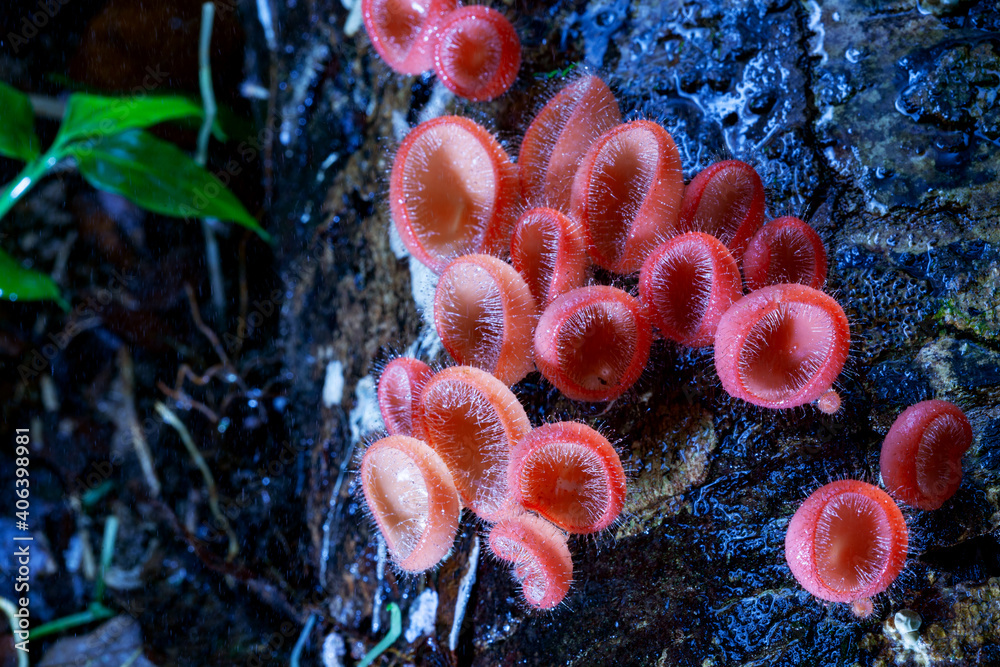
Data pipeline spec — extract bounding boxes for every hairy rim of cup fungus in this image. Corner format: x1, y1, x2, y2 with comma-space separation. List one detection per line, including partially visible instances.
534, 285, 652, 402
434, 254, 538, 385
743, 216, 828, 291
678, 160, 765, 260
390, 115, 520, 273
508, 422, 626, 534
510, 207, 589, 308
361, 0, 460, 75
785, 480, 908, 616
714, 284, 849, 411
639, 232, 743, 348
570, 120, 684, 274
360, 435, 461, 572
377, 357, 434, 439
432, 6, 521, 101
518, 74, 622, 212
419, 366, 531, 521
488, 513, 573, 610
880, 399, 973, 510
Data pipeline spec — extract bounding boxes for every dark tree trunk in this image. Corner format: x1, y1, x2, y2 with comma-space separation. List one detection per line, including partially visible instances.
248, 0, 1000, 664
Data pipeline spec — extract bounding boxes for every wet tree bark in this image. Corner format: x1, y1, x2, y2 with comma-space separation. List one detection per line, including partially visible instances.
246, 0, 1000, 664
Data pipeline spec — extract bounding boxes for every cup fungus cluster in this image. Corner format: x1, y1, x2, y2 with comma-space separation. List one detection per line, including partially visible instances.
388, 73, 847, 410
358, 69, 976, 625
365, 363, 626, 608
362, 0, 520, 101
785, 399, 974, 616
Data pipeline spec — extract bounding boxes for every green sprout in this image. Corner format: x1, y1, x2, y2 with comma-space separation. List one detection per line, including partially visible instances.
0, 80, 270, 308
357, 602, 402, 667
31, 515, 119, 640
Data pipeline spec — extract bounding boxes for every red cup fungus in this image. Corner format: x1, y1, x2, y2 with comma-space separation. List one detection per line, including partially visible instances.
570, 120, 685, 274
419, 366, 531, 521
432, 6, 521, 102
714, 284, 849, 411
361, 0, 460, 75
743, 216, 828, 291
377, 356, 434, 439
509, 207, 589, 308
508, 422, 626, 534
678, 160, 765, 260
434, 254, 538, 386
360, 435, 462, 572
785, 480, 908, 617
639, 231, 743, 348
880, 399, 973, 511
390, 115, 520, 273
518, 75, 622, 212
534, 285, 652, 402
488, 513, 573, 610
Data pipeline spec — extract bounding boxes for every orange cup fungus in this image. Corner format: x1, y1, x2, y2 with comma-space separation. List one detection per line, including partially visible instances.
714, 284, 849, 412
880, 399, 973, 510
488, 513, 573, 610
509, 207, 589, 308
678, 159, 765, 260
534, 285, 652, 402
390, 115, 519, 273
785, 480, 908, 617
377, 356, 434, 438
743, 216, 828, 291
357, 69, 949, 625
508, 422, 626, 534
361, 0, 460, 75
570, 120, 685, 274
419, 366, 530, 521
519, 74, 622, 212
360, 435, 461, 572
639, 231, 743, 348
434, 254, 538, 385
432, 6, 520, 101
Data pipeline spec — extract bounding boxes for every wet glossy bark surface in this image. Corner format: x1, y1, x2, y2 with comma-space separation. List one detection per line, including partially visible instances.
257, 0, 1000, 664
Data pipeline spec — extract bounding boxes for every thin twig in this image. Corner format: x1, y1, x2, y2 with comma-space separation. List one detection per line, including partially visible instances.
156, 381, 221, 423
120, 348, 162, 497
185, 283, 241, 379
156, 402, 240, 561
174, 362, 227, 388
236, 235, 249, 356
196, 1, 225, 322
289, 611, 317, 667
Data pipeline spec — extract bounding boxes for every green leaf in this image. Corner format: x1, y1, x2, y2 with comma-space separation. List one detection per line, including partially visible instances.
69, 129, 269, 240
56, 93, 206, 145
0, 247, 66, 307
0, 81, 40, 162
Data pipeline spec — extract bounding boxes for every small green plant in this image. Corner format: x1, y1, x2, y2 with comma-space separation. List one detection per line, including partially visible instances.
357, 603, 401, 667
0, 81, 269, 308
30, 516, 119, 640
